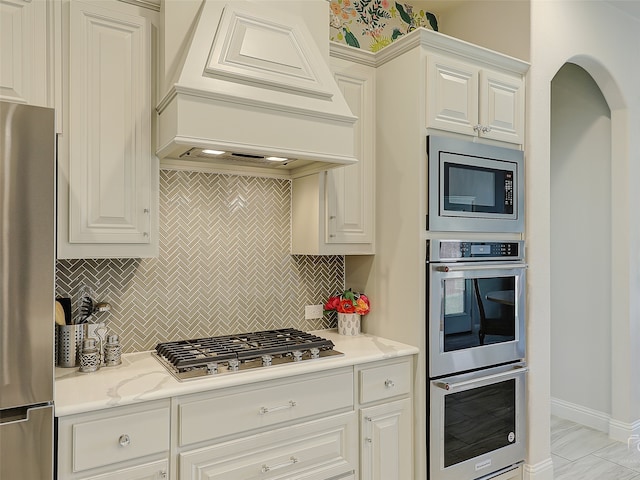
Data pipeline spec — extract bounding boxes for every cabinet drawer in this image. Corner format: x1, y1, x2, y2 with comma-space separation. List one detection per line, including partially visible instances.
179, 412, 357, 479
178, 369, 353, 446
72, 406, 169, 472
358, 360, 411, 404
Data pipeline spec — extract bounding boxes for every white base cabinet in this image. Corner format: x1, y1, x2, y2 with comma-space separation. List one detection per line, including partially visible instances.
179, 413, 357, 480
356, 359, 413, 480
57, 358, 414, 480
56, 400, 170, 480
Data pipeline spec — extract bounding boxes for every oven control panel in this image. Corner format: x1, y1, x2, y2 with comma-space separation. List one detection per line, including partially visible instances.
428, 240, 524, 262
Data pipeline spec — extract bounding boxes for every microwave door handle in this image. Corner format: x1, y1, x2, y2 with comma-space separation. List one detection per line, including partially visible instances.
434, 366, 529, 392
435, 263, 528, 272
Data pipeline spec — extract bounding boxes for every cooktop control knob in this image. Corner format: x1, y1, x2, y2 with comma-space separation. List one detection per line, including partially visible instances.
292, 350, 303, 362
206, 362, 218, 375
262, 355, 273, 367
227, 358, 240, 371
310, 348, 320, 359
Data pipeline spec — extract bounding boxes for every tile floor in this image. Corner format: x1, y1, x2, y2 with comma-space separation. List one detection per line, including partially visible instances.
551, 416, 640, 479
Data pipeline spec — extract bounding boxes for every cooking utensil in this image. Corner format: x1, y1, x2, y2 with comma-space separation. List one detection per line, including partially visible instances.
55, 301, 66, 326
56, 297, 72, 325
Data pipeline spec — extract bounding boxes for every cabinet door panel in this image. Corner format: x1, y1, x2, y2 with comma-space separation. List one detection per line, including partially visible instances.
480, 69, 524, 144
326, 60, 374, 245
81, 459, 168, 480
0, 0, 52, 106
426, 55, 479, 136
179, 413, 357, 480
68, 1, 151, 244
360, 398, 412, 480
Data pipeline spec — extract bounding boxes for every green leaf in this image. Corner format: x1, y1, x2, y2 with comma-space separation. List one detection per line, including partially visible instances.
425, 11, 438, 31
395, 2, 412, 25
343, 28, 360, 48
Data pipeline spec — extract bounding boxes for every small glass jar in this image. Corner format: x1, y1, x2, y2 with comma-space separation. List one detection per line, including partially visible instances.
103, 334, 122, 366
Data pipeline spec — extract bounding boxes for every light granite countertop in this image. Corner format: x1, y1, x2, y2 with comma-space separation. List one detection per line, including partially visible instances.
54, 329, 419, 417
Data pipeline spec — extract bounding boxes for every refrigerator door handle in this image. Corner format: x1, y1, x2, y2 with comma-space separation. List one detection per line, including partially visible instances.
0, 405, 44, 426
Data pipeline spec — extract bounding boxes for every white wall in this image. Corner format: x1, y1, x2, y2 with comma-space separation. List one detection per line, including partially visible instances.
529, 4, 640, 477
550, 62, 612, 419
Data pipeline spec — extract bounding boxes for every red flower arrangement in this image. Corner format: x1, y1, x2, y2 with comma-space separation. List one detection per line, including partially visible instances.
324, 289, 370, 315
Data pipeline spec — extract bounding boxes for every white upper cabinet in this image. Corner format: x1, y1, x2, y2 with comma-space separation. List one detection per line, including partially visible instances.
57, 0, 159, 259
291, 45, 375, 255
0, 0, 54, 108
326, 56, 375, 246
426, 53, 525, 145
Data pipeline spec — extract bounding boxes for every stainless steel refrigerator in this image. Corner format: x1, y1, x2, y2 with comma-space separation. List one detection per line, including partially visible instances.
0, 101, 55, 479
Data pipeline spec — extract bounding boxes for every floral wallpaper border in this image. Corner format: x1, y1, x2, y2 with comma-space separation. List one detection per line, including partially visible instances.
330, 0, 438, 52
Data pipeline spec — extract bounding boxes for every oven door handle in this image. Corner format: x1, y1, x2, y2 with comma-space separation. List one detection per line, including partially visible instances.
434, 365, 528, 392
435, 263, 527, 272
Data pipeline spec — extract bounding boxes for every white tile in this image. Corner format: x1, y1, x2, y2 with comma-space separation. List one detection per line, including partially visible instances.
553, 453, 572, 469
554, 454, 639, 480
551, 422, 617, 461
593, 436, 640, 472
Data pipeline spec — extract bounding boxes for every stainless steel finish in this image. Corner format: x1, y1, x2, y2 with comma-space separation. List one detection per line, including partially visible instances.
429, 362, 526, 480
79, 337, 101, 373
427, 240, 527, 378
0, 405, 54, 479
427, 135, 524, 233
0, 102, 55, 479
434, 364, 528, 392
228, 358, 240, 371
262, 354, 273, 367
436, 262, 527, 272
292, 350, 303, 361
57, 323, 85, 367
104, 334, 122, 366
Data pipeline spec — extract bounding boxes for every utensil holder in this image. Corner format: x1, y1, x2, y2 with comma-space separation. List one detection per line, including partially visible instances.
56, 324, 84, 367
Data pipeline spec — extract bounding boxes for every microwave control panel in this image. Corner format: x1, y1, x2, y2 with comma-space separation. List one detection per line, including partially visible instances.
428, 240, 524, 262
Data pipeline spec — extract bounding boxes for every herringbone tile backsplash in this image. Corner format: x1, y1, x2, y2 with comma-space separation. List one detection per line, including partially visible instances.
56, 170, 344, 353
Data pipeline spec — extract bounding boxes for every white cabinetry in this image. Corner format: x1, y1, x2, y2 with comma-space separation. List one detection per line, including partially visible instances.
0, 0, 54, 107
56, 0, 158, 258
176, 368, 358, 480
357, 358, 413, 480
291, 44, 375, 255
56, 400, 170, 479
426, 53, 525, 145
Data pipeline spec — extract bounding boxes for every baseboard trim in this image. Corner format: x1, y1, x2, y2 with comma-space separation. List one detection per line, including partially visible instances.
523, 458, 554, 480
551, 396, 640, 442
609, 417, 640, 443
550, 396, 610, 433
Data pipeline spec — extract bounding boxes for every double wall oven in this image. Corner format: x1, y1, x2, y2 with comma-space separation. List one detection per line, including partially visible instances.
426, 136, 527, 480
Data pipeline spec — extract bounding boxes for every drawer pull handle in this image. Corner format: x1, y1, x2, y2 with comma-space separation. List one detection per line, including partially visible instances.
261, 456, 298, 473
365, 437, 372, 444
259, 400, 296, 415
384, 379, 395, 388
159, 471, 167, 479
118, 434, 131, 447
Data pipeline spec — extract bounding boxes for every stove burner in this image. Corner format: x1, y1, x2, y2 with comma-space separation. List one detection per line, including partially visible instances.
153, 328, 342, 381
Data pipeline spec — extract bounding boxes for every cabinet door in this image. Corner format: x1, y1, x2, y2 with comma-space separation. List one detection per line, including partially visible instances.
360, 398, 412, 480
479, 68, 525, 144
179, 413, 357, 480
426, 55, 479, 137
326, 58, 374, 246
67, 1, 152, 246
81, 459, 168, 480
0, 0, 53, 106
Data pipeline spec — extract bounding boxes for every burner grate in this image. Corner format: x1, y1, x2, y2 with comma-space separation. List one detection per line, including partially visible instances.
154, 328, 339, 379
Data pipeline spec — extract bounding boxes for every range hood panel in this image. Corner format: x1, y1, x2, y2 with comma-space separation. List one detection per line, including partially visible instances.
157, 1, 358, 178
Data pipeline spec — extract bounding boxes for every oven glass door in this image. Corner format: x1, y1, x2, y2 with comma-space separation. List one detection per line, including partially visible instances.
428, 262, 526, 378
429, 363, 526, 480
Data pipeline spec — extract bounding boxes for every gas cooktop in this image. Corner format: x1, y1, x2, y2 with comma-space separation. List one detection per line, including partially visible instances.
153, 328, 343, 381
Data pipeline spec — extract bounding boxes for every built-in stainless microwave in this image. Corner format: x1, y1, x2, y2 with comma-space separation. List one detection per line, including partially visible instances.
427, 136, 524, 233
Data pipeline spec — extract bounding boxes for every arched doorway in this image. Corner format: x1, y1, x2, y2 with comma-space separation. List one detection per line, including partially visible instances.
550, 62, 612, 429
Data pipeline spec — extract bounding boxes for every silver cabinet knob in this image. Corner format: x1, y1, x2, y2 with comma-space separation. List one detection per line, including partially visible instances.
118, 434, 131, 447
384, 379, 395, 388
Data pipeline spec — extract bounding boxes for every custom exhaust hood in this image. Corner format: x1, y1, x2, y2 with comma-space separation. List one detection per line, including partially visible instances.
156, 1, 358, 178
